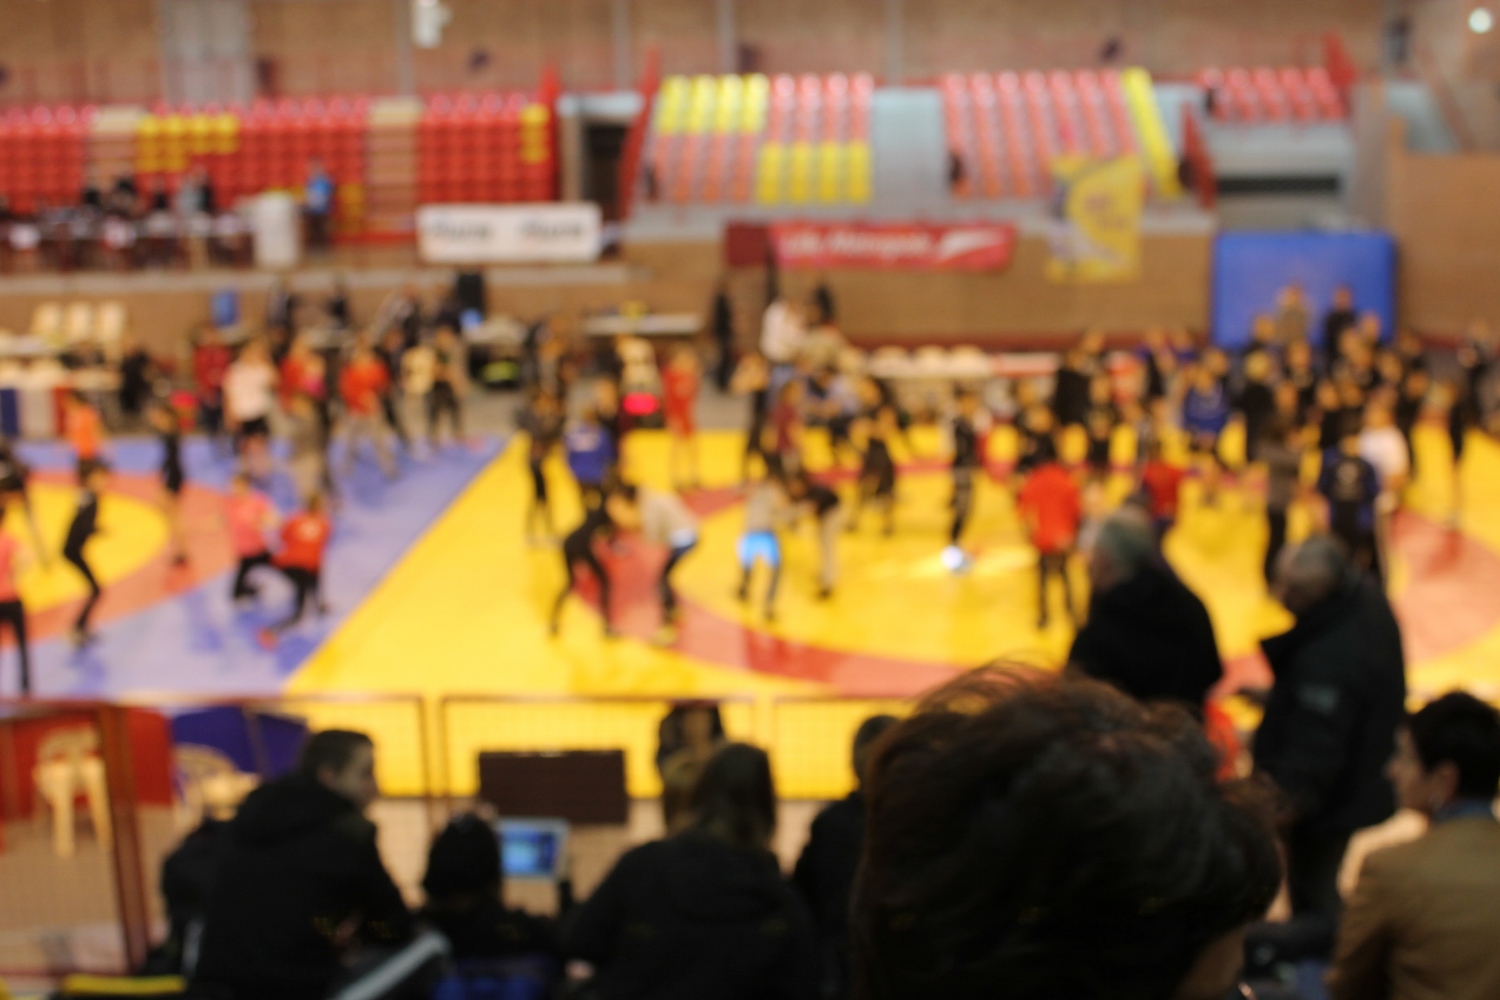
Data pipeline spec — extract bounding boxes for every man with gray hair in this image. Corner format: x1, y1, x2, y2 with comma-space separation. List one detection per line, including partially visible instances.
1067, 506, 1223, 711
1246, 533, 1407, 973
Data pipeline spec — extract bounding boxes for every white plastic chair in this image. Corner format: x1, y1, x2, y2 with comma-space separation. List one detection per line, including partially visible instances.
173, 745, 259, 831
869, 346, 909, 379
63, 303, 96, 345
33, 726, 111, 858
914, 345, 949, 370
95, 301, 128, 347
29, 302, 62, 340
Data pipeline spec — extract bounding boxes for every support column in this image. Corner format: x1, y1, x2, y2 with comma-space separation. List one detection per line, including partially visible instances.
884, 0, 904, 85
716, 0, 737, 75
393, 0, 415, 96
612, 0, 633, 89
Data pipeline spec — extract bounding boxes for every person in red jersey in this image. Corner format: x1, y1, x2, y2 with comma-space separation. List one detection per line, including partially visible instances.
1138, 437, 1186, 538
258, 493, 331, 648
662, 346, 702, 489
1017, 439, 1082, 630
225, 470, 279, 604
339, 342, 396, 479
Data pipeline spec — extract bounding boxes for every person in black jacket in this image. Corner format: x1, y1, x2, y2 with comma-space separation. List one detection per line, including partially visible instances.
1246, 534, 1407, 973
1051, 342, 1094, 429
712, 281, 736, 392
792, 714, 899, 1000
195, 729, 413, 1000
1068, 508, 1223, 713
420, 813, 562, 966
63, 459, 108, 647
567, 743, 818, 1000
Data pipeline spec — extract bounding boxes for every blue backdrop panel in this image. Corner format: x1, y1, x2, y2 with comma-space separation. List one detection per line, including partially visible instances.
171, 707, 309, 778
1212, 232, 1396, 349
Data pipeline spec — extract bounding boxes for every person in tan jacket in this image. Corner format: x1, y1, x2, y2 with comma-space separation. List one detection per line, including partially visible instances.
1328, 691, 1500, 1000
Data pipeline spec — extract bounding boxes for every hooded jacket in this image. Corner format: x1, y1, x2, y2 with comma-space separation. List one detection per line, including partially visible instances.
1068, 562, 1223, 710
1254, 574, 1407, 836
195, 775, 412, 1000
566, 831, 817, 1000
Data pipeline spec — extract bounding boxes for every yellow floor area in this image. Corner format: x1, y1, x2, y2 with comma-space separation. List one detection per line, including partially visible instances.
1, 481, 167, 611
287, 421, 1500, 800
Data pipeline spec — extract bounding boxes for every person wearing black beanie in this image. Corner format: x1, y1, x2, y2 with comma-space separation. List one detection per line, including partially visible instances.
419, 814, 565, 963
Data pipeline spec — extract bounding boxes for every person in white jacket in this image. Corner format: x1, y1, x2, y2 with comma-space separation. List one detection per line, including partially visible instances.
639, 486, 700, 642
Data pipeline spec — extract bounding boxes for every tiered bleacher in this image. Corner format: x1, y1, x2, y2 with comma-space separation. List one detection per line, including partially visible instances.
417, 92, 557, 205
0, 106, 89, 214
645, 73, 873, 206
1197, 66, 1347, 123
941, 67, 1179, 200
0, 88, 556, 245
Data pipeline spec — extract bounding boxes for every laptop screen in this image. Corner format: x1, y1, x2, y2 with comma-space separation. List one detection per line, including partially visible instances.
495, 817, 569, 880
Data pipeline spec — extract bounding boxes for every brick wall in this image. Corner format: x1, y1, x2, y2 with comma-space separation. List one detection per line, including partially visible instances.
0, 0, 1392, 106
1387, 124, 1500, 333
0, 0, 160, 106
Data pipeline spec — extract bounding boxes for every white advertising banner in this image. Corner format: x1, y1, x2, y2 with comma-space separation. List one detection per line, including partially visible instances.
416, 203, 602, 264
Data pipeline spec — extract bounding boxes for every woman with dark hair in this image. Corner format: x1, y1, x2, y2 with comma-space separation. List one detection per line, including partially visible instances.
656, 702, 728, 832
567, 743, 817, 1000
853, 668, 1281, 1000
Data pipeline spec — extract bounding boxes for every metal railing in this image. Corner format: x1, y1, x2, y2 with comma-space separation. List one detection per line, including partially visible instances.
0, 688, 927, 980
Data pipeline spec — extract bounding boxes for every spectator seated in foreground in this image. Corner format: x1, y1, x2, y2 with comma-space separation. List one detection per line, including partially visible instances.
1328, 691, 1500, 1000
194, 729, 416, 1000
793, 714, 900, 1000
853, 668, 1281, 1000
420, 812, 564, 979
566, 742, 818, 999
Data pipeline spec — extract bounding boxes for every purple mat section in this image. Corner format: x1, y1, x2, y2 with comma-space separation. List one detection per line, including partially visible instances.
10, 434, 502, 699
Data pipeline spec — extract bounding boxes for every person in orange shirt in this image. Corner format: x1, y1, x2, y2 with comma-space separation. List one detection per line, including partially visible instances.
1017, 439, 1082, 630
63, 392, 106, 474
256, 493, 331, 649
339, 343, 396, 479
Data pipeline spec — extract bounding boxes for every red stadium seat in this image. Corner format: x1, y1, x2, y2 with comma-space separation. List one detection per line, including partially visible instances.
1074, 71, 1113, 157
1101, 71, 1138, 155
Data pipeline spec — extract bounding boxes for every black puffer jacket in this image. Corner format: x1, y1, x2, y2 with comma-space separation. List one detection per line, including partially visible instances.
567, 832, 817, 1000
1253, 574, 1407, 836
1068, 563, 1224, 711
194, 775, 412, 1000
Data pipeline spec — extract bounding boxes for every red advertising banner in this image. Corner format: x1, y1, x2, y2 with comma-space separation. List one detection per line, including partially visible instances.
769, 222, 1018, 271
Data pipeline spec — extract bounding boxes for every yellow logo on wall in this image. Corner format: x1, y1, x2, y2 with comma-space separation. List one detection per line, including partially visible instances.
1046, 156, 1145, 284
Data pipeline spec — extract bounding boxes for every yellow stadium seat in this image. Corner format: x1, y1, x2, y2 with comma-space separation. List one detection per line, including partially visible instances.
715, 76, 742, 133
787, 142, 813, 203
655, 76, 690, 135
756, 143, 785, 204
687, 75, 717, 133
847, 142, 873, 202
817, 142, 844, 203
742, 75, 769, 133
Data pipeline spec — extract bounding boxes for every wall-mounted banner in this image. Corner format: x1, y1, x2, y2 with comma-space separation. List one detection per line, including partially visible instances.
769, 222, 1018, 271
1046, 157, 1145, 284
416, 202, 602, 264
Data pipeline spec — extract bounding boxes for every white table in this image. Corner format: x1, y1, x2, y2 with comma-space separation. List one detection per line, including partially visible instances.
583, 313, 703, 338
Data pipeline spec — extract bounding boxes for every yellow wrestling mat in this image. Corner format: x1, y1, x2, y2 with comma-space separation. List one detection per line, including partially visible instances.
3, 480, 168, 610
286, 422, 1500, 800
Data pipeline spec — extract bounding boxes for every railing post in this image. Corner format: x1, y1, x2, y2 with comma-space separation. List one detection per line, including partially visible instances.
96, 704, 151, 972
